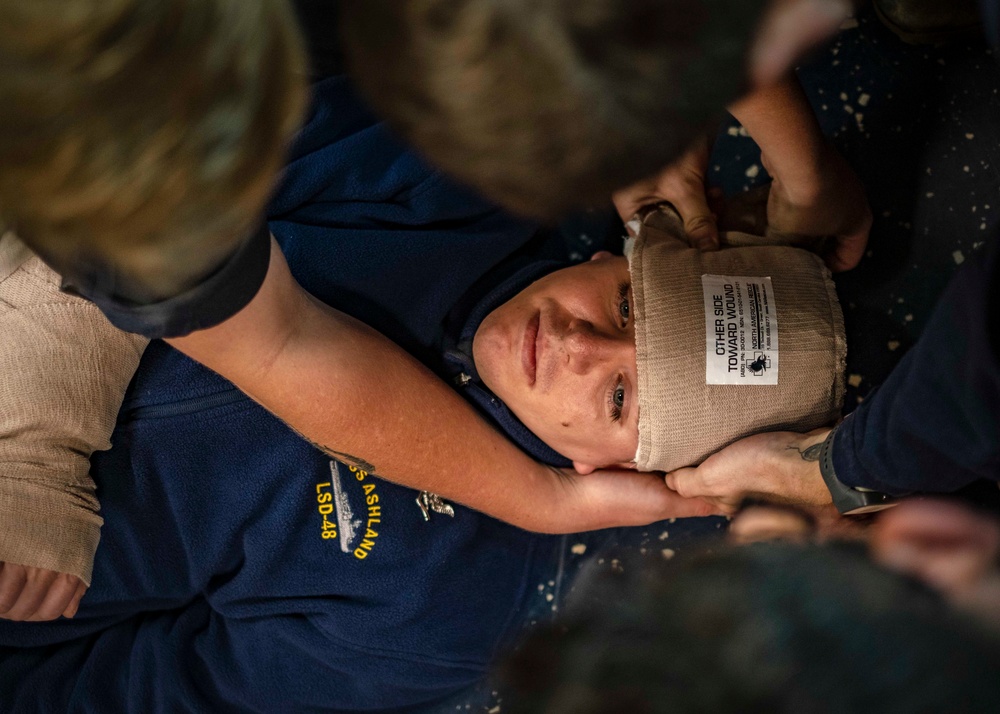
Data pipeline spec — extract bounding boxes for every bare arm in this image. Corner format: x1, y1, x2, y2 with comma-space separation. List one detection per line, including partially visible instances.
0, 233, 147, 620
729, 75, 872, 271
168, 239, 716, 533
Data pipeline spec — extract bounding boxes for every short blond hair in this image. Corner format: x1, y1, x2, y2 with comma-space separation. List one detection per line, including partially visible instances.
342, 0, 765, 219
0, 0, 308, 296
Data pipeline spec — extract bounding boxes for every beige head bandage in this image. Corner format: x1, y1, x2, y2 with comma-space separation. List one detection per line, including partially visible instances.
627, 206, 846, 472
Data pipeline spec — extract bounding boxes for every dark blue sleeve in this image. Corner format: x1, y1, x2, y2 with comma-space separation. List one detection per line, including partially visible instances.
979, 0, 999, 49
832, 241, 1000, 494
62, 222, 271, 339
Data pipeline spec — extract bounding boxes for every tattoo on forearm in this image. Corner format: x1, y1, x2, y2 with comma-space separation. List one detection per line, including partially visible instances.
320, 447, 378, 475
787, 443, 822, 462
278, 420, 381, 475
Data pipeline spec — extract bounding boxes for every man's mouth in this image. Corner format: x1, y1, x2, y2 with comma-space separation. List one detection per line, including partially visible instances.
522, 311, 539, 386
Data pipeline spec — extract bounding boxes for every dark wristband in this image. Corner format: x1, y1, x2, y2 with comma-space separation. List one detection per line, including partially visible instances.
819, 425, 896, 515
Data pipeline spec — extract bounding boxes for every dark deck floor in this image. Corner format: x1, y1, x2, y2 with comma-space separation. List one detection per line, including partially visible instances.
709, 4, 1000, 407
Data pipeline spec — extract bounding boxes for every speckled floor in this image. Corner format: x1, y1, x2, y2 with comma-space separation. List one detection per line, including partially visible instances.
291, 8, 1000, 711
402, 8, 1000, 713
710, 4, 1000, 408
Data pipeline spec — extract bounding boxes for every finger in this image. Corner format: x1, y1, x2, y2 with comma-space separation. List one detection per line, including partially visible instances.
826, 203, 872, 272
664, 477, 739, 515
28, 575, 83, 622
664, 467, 703, 500
666, 186, 719, 251
729, 502, 818, 545
661, 491, 727, 518
63, 581, 88, 619
826, 229, 869, 272
705, 496, 740, 517
612, 184, 656, 223
3, 568, 58, 621
0, 563, 28, 617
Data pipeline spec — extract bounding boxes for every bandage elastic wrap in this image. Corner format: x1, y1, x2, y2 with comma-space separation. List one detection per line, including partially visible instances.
628, 206, 846, 472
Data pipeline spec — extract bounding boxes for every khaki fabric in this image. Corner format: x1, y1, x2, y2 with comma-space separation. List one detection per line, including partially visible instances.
0, 232, 148, 584
628, 206, 846, 473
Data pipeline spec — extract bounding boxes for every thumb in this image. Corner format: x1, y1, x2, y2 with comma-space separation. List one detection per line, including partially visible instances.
664, 468, 694, 496
669, 190, 719, 251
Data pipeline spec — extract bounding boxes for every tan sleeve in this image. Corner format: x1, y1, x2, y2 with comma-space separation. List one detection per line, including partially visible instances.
0, 233, 148, 585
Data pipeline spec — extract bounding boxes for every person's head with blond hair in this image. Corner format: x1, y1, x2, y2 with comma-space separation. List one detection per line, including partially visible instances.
0, 0, 308, 299
340, 0, 851, 219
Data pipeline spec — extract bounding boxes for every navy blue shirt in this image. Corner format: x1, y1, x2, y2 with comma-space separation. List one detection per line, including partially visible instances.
832, 239, 1000, 494
0, 77, 723, 713
832, 7, 1000, 495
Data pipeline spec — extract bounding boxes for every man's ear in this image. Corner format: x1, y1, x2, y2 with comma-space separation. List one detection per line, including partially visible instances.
589, 250, 613, 262
749, 0, 850, 87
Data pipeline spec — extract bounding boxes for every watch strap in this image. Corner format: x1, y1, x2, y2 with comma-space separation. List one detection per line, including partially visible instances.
818, 426, 896, 515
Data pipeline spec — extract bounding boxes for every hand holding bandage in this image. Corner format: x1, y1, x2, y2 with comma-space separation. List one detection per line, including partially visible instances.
627, 205, 846, 479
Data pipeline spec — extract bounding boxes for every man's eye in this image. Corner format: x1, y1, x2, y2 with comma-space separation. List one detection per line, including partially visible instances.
609, 378, 625, 423
617, 281, 631, 326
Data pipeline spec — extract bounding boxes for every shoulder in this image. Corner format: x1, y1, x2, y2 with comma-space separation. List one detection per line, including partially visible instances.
0, 231, 85, 311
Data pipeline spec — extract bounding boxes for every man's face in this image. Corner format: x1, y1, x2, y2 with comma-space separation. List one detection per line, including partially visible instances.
473, 252, 639, 471
730, 499, 1000, 628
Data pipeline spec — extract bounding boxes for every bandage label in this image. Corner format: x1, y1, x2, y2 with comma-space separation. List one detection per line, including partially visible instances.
701, 274, 779, 385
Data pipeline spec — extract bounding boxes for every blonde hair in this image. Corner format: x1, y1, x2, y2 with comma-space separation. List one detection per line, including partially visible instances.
0, 0, 308, 297
342, 0, 765, 219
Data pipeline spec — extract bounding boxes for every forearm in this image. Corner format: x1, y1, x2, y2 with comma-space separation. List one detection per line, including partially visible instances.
169, 240, 628, 533
728, 74, 871, 271
833, 246, 1000, 494
0, 235, 148, 583
728, 74, 827, 195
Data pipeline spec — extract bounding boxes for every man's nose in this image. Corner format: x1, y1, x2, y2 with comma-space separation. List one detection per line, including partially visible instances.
563, 321, 621, 374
